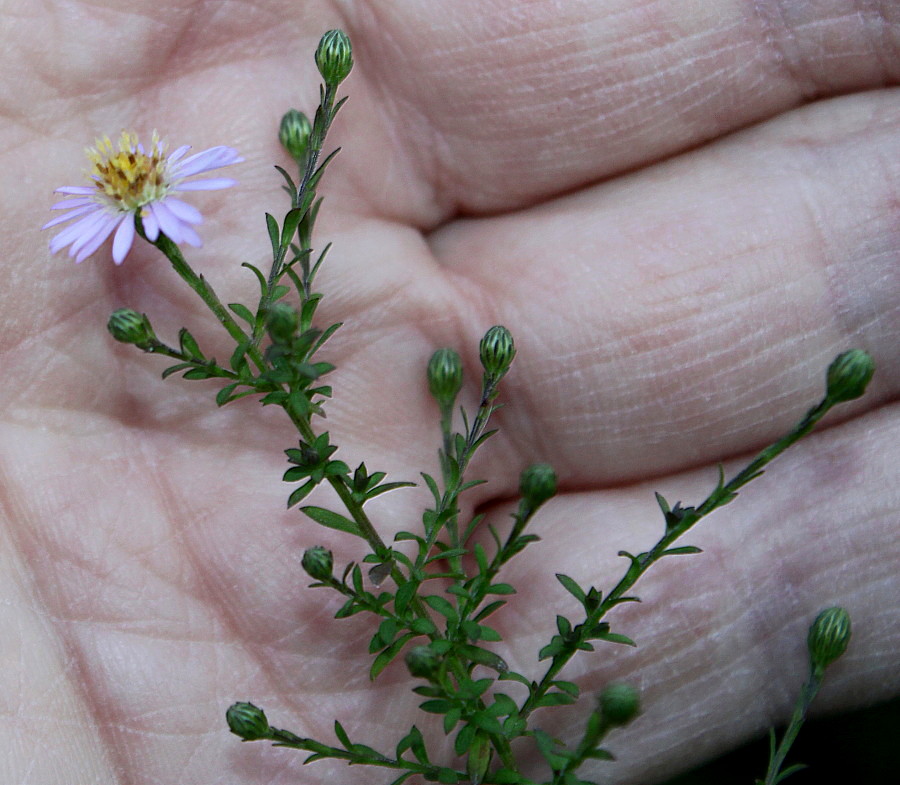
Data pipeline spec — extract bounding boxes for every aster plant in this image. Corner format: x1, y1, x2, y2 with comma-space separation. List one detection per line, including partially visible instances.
43, 29, 873, 785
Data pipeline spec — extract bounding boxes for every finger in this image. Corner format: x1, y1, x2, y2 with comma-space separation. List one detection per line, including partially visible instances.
418, 90, 900, 486
341, 0, 900, 215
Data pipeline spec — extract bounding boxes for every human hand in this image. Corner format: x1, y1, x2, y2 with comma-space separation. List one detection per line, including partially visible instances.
3, 1, 898, 783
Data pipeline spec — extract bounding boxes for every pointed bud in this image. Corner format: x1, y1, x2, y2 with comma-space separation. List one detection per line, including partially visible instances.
405, 645, 442, 680
807, 606, 851, 676
315, 29, 353, 86
266, 302, 299, 344
107, 308, 156, 349
598, 682, 640, 726
825, 350, 875, 404
479, 325, 516, 380
226, 701, 270, 741
279, 109, 312, 163
519, 463, 557, 509
427, 348, 463, 409
301, 546, 334, 582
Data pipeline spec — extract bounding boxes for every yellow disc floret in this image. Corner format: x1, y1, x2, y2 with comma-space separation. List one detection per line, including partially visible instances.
86, 131, 170, 211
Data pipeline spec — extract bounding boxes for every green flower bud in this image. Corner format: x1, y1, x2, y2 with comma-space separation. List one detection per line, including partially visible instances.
315, 29, 353, 86
266, 302, 299, 344
519, 463, 557, 508
301, 545, 334, 582
226, 701, 270, 741
598, 682, 640, 727
427, 348, 463, 409
107, 308, 155, 348
479, 325, 516, 379
279, 109, 312, 163
405, 644, 442, 680
825, 350, 875, 404
807, 606, 851, 676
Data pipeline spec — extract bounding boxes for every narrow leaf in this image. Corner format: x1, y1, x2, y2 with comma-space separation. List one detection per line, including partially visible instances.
301, 506, 363, 537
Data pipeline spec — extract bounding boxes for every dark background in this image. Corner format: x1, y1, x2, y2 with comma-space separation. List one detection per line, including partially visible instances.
663, 696, 900, 784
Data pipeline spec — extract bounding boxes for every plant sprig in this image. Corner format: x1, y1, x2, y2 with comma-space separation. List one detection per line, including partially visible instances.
101, 28, 876, 785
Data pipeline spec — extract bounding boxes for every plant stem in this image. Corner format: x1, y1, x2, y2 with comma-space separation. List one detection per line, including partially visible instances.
519, 395, 837, 720
141, 222, 268, 374
762, 670, 822, 784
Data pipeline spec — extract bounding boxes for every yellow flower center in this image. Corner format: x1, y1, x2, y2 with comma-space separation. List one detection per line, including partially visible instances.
87, 131, 169, 211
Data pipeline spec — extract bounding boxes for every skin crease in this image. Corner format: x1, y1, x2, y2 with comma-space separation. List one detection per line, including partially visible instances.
0, 0, 898, 782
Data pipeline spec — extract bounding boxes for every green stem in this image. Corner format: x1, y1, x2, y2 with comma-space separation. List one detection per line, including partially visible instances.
762, 671, 822, 784
283, 406, 389, 556
519, 396, 837, 720
140, 222, 267, 373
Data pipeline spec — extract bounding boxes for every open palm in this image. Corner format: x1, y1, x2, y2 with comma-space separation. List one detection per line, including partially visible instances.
2, 2, 897, 783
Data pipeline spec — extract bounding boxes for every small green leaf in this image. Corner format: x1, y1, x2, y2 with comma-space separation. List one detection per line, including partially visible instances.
281, 207, 305, 247
264, 213, 279, 255
161, 362, 191, 379
182, 368, 213, 380
287, 481, 315, 508
486, 583, 516, 595
473, 600, 506, 622
241, 261, 269, 296
662, 546, 703, 556
460, 644, 508, 673
228, 302, 256, 327
552, 680, 580, 698
423, 595, 458, 626
333, 720, 352, 749
178, 328, 203, 359
533, 691, 576, 708
370, 633, 416, 680
410, 617, 437, 636
300, 506, 362, 537
419, 699, 453, 714
216, 382, 240, 406
555, 573, 586, 603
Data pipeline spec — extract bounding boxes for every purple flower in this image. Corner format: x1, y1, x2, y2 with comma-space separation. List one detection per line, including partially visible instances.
43, 131, 243, 264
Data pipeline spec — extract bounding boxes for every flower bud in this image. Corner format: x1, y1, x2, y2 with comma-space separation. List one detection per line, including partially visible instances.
405, 644, 442, 680
266, 302, 299, 344
807, 606, 851, 676
315, 29, 353, 86
479, 325, 516, 380
519, 463, 557, 509
427, 348, 463, 409
301, 546, 334, 582
598, 682, 640, 727
107, 308, 155, 348
226, 701, 270, 741
279, 109, 312, 163
825, 350, 875, 404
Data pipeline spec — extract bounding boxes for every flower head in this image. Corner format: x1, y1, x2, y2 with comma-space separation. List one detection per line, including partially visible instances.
43, 131, 242, 264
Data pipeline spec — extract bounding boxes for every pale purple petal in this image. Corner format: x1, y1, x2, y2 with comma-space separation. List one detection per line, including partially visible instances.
50, 197, 94, 210
171, 145, 242, 178
166, 144, 191, 165
54, 186, 95, 195
73, 215, 120, 263
142, 210, 160, 241
112, 215, 136, 264
174, 178, 237, 191
49, 208, 109, 253
162, 197, 203, 224
180, 224, 203, 247
150, 200, 184, 243
42, 204, 98, 229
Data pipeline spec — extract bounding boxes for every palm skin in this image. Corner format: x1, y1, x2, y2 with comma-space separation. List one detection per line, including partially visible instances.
1, 1, 897, 783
